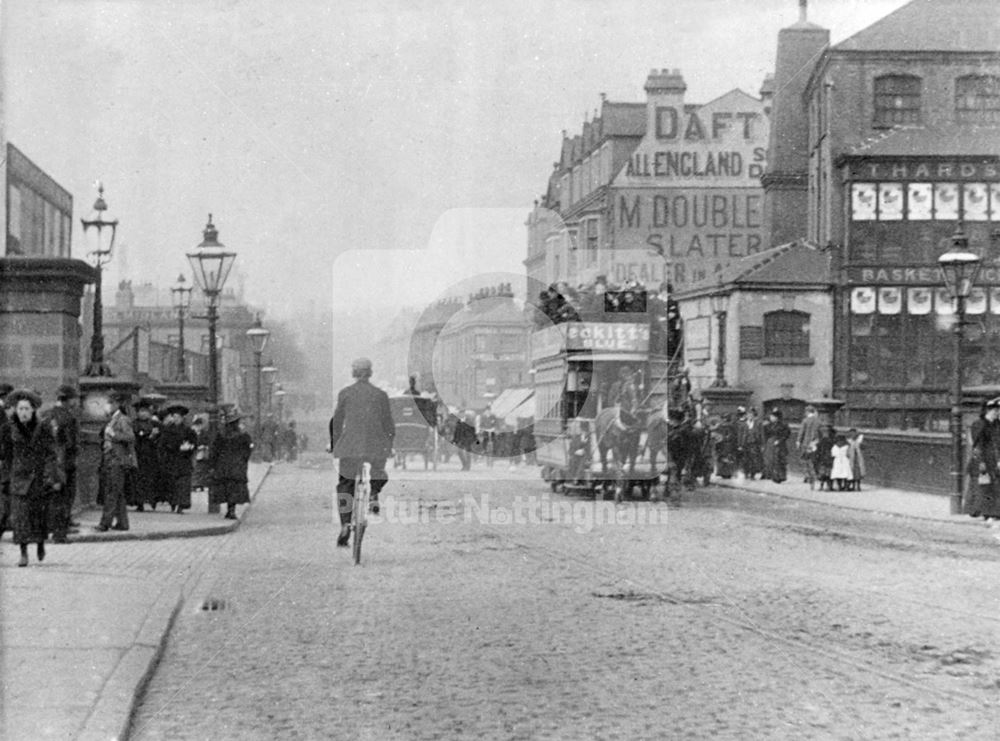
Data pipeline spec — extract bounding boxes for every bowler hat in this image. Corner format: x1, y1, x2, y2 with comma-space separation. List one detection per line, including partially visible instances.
351, 357, 373, 373
223, 409, 244, 425
8, 388, 42, 409
133, 398, 155, 410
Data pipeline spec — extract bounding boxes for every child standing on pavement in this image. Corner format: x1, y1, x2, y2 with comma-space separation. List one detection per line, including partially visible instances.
846, 428, 866, 491
830, 433, 852, 491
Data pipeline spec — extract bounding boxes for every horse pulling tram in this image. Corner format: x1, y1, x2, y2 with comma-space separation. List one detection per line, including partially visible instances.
389, 394, 439, 470
532, 289, 679, 502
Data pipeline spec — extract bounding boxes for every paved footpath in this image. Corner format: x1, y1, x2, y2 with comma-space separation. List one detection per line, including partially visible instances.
0, 457, 989, 741
0, 462, 271, 741
711, 472, 983, 526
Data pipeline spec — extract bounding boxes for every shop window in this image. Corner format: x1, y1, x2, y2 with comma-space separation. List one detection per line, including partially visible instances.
874, 75, 922, 126
763, 310, 810, 360
956, 75, 1000, 124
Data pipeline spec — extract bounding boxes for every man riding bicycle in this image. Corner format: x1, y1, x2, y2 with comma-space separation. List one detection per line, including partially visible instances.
329, 357, 395, 547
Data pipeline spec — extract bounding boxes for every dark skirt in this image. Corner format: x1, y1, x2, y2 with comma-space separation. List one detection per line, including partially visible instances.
11, 488, 50, 544
210, 480, 249, 506
170, 475, 193, 510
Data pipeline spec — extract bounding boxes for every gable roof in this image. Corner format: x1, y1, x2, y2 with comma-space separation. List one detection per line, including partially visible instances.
675, 242, 831, 299
601, 101, 646, 137
836, 0, 1000, 53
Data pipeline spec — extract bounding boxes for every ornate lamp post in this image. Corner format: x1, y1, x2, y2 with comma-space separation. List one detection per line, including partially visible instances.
187, 214, 237, 513
710, 291, 730, 388
939, 224, 982, 515
81, 183, 118, 376
246, 314, 270, 453
170, 273, 193, 381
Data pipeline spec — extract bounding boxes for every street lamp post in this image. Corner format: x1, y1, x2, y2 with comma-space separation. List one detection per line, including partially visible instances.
710, 291, 730, 388
187, 214, 237, 513
246, 315, 270, 456
939, 224, 983, 516
81, 183, 118, 376
170, 274, 193, 382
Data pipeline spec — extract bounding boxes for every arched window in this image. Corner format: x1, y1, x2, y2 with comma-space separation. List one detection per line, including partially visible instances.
956, 75, 1000, 124
874, 75, 922, 126
763, 310, 810, 359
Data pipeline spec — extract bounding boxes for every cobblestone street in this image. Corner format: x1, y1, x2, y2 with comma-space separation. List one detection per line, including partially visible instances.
130, 462, 1000, 740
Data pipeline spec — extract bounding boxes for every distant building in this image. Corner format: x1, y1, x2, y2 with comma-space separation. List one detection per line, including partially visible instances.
433, 284, 532, 410
408, 297, 465, 396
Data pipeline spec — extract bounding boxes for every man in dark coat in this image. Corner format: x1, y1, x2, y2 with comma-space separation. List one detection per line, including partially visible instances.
44, 384, 80, 543
329, 357, 394, 547
97, 392, 137, 531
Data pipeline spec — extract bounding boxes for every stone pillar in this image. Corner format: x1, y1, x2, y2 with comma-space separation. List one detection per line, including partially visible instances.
0, 258, 95, 396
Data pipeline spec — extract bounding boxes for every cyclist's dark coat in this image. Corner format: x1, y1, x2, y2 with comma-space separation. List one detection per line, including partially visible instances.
329, 379, 394, 460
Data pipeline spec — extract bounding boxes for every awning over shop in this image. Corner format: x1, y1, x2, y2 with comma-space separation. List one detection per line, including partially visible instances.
490, 387, 535, 423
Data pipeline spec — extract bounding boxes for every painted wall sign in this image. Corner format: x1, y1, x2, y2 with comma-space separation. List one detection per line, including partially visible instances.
848, 160, 1000, 182
847, 265, 1000, 285
610, 188, 764, 286
615, 89, 769, 189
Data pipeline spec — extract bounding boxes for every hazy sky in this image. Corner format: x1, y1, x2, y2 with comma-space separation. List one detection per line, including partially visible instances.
4, 0, 909, 320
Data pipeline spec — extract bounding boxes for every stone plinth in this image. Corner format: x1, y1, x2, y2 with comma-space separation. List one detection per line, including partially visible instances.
701, 386, 754, 418
76, 377, 142, 509
0, 258, 94, 396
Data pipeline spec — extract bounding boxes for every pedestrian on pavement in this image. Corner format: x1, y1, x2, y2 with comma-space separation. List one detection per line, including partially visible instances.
1, 389, 65, 566
813, 425, 835, 491
847, 428, 866, 491
966, 398, 1000, 521
158, 404, 198, 514
830, 433, 852, 491
132, 398, 163, 511
44, 384, 80, 543
190, 416, 211, 491
763, 408, 790, 483
797, 405, 822, 485
97, 392, 137, 532
208, 410, 253, 520
283, 421, 299, 462
452, 411, 477, 470
736, 407, 764, 480
0, 382, 15, 540
328, 357, 394, 547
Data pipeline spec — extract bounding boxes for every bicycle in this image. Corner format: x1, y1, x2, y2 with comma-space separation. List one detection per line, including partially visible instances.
351, 462, 372, 565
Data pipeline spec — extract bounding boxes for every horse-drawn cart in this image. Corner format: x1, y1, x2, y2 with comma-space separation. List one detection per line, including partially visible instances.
389, 394, 438, 470
531, 296, 676, 501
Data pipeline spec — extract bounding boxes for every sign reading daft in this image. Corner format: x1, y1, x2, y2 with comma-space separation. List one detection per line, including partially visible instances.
612, 88, 769, 287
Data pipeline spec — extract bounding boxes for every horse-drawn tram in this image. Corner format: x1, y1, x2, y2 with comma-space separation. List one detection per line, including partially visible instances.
531, 287, 677, 501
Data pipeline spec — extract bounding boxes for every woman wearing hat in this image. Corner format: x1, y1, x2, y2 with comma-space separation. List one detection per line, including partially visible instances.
966, 398, 1000, 521
762, 408, 791, 483
157, 404, 197, 513
0, 389, 65, 566
208, 410, 253, 520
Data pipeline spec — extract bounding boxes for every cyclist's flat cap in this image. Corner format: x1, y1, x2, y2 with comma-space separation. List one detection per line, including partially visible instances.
352, 357, 373, 372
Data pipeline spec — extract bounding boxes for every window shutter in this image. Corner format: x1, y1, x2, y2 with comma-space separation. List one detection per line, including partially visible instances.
740, 326, 764, 359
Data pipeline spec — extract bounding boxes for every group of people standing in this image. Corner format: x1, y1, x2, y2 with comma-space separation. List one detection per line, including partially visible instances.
0, 382, 254, 567
796, 405, 866, 492
98, 392, 254, 531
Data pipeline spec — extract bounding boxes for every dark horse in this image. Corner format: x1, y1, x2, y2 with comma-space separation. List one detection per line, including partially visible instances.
595, 406, 644, 501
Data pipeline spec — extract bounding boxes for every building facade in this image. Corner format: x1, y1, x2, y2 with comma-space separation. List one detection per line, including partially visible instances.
799, 0, 1000, 432
525, 69, 771, 294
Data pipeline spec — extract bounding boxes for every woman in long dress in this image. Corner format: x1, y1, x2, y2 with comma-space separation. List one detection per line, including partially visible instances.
966, 399, 1000, 520
1, 389, 65, 567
